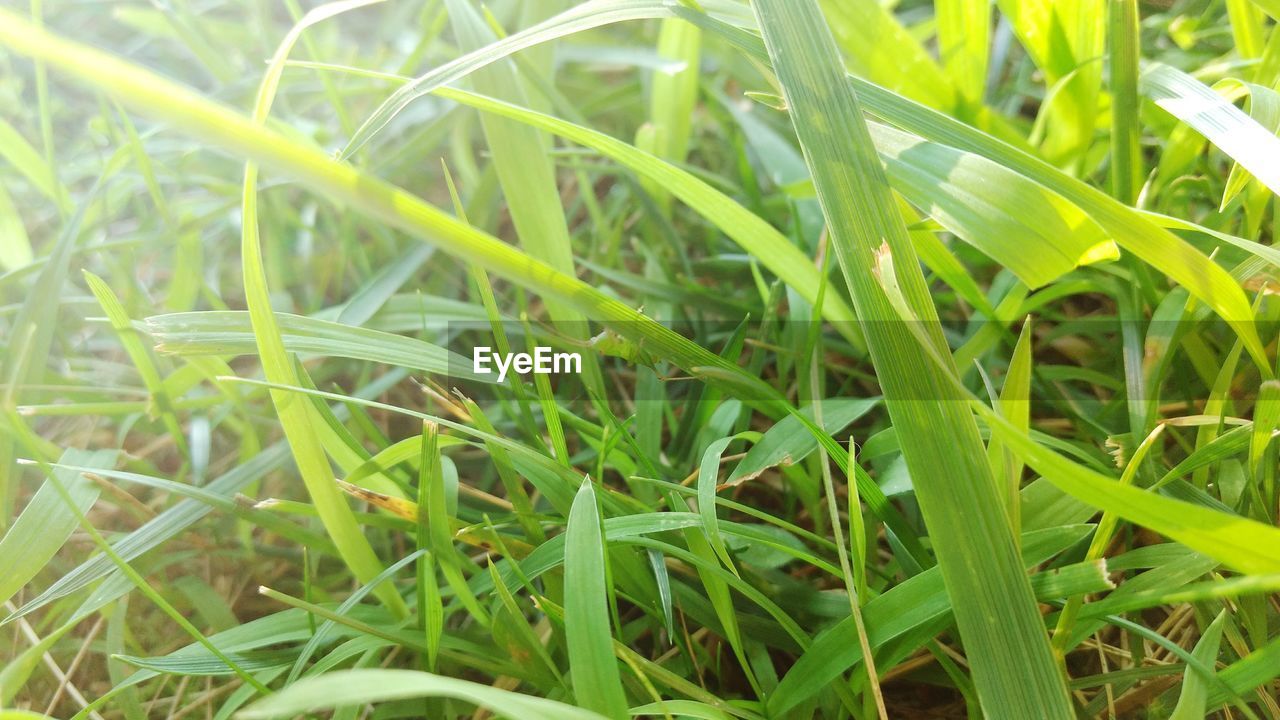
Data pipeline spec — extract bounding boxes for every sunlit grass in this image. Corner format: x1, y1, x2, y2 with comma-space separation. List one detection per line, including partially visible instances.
2, 1, 1279, 718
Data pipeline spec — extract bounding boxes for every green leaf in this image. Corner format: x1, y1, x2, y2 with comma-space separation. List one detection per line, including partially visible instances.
1169, 610, 1227, 720
4, 445, 291, 624
981, 404, 1280, 575
871, 123, 1118, 287
644, 16, 700, 208
996, 0, 1104, 162
357, 0, 1273, 371
728, 398, 878, 484
444, 0, 582, 329
422, 84, 861, 342
1249, 380, 1280, 477
936, 0, 990, 107
0, 449, 112, 607
1142, 63, 1280, 197
819, 0, 956, 111
239, 669, 610, 720
564, 480, 629, 719
146, 310, 484, 380
233, 0, 402, 617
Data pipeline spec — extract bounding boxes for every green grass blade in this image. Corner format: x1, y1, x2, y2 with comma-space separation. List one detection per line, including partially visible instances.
1109, 0, 1142, 204
82, 271, 188, 456
3, 445, 292, 624
343, 0, 695, 154
751, 1, 1073, 717
767, 525, 1092, 715
415, 422, 443, 670
819, 0, 956, 111
728, 398, 877, 484
0, 115, 67, 210
644, 16, 700, 212
996, 0, 1104, 164
936, 0, 990, 109
1169, 610, 1227, 720
392, 81, 863, 338
0, 5, 940, 564
706, 16, 1273, 371
444, 0, 581, 329
146, 310, 483, 380
0, 449, 111, 606
234, 0, 402, 617
564, 480, 629, 719
318, 1, 1273, 372
1142, 62, 1280, 196
239, 668, 610, 720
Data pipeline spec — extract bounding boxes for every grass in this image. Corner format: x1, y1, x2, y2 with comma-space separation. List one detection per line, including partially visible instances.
1, 0, 1280, 718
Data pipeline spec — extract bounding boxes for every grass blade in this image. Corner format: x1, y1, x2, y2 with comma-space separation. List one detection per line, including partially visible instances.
751, 1, 1073, 716
1109, 0, 1142, 204
936, 0, 990, 110
234, 0, 403, 617
1142, 62, 1280, 196
564, 480, 629, 719
1170, 610, 1227, 720
239, 668, 609, 720
0, 449, 111, 607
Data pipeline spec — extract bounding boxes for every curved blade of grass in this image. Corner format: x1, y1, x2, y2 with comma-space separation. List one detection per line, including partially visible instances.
1216, 79, 1280, 210
0, 116, 67, 210
0, 174, 101, 528
0, 449, 111, 606
564, 480, 629, 719
982, 407, 1280, 575
869, 122, 1118, 286
996, 0, 1103, 164
696, 436, 743, 574
239, 668, 609, 720
752, 1, 1073, 716
728, 398, 878, 484
0, 8, 758, 395
1208, 633, 1280, 707
235, 0, 402, 617
3, 444, 291, 624
1169, 610, 1227, 720
82, 271, 187, 455
1142, 62, 1280, 196
421, 84, 861, 340
342, 0, 753, 155
849, 86, 1269, 370
872, 250, 1280, 576
146, 310, 485, 381
431, 82, 1113, 291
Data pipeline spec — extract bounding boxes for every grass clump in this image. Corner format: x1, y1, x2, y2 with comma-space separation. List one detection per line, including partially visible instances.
2, 1, 1280, 718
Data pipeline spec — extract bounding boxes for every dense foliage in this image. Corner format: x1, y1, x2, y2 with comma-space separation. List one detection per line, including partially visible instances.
2, 0, 1280, 717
